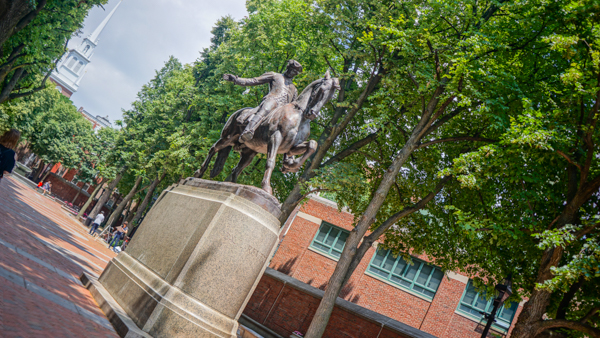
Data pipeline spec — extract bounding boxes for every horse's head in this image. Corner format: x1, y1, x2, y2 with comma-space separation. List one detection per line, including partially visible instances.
303, 70, 340, 120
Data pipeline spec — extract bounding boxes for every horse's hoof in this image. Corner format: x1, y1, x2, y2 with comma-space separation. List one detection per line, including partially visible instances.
193, 170, 202, 178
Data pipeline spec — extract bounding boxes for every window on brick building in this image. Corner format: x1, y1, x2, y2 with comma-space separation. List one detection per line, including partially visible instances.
310, 222, 349, 259
367, 248, 444, 300
457, 280, 518, 330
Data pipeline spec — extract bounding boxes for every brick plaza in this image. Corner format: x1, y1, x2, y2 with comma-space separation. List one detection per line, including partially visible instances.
0, 176, 118, 338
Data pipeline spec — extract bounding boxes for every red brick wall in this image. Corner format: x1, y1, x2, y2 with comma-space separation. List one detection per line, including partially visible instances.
266, 196, 524, 338
420, 276, 465, 336
45, 174, 91, 207
243, 272, 412, 338
49, 78, 73, 98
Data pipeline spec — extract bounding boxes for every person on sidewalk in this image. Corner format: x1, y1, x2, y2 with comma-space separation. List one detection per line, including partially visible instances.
89, 211, 105, 236
0, 129, 20, 185
108, 222, 128, 251
41, 181, 52, 196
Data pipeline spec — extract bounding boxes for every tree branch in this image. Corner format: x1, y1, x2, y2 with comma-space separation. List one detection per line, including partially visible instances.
537, 319, 600, 338
575, 221, 600, 239
322, 130, 381, 167
422, 105, 470, 138
0, 68, 24, 103
556, 150, 582, 171
367, 175, 453, 241
341, 175, 453, 285
556, 276, 584, 319
416, 136, 496, 149
0, 44, 25, 70
6, 69, 51, 101
13, 0, 47, 35
581, 306, 600, 323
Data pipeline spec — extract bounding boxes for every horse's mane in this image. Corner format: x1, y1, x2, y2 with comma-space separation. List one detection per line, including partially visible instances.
295, 78, 323, 111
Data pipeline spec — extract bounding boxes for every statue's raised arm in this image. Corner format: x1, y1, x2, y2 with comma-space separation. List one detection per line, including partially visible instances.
223, 72, 276, 87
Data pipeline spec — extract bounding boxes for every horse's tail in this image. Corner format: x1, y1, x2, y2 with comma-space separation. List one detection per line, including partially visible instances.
210, 146, 232, 178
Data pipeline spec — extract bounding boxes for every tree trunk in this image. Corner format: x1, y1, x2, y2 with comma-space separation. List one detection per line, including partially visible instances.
103, 176, 143, 233
511, 174, 599, 337
125, 202, 139, 225
0, 0, 46, 48
77, 180, 103, 218
510, 247, 564, 338
0, 67, 24, 103
88, 168, 125, 220
304, 81, 448, 338
40, 164, 53, 182
72, 184, 83, 204
131, 173, 165, 226
31, 160, 45, 182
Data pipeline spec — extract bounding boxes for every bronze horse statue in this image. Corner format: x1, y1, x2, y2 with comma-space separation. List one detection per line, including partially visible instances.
194, 71, 340, 195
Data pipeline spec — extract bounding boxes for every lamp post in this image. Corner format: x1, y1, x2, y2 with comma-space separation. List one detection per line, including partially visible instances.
480, 275, 513, 338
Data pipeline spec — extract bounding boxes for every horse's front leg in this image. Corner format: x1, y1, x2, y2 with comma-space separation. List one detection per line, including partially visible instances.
194, 137, 233, 178
262, 131, 283, 194
282, 140, 318, 173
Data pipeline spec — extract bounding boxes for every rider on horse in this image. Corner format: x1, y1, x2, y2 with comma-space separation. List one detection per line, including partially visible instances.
222, 60, 303, 143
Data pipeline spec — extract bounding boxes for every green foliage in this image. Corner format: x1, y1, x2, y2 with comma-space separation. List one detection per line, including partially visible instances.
0, 0, 107, 102
2, 86, 95, 167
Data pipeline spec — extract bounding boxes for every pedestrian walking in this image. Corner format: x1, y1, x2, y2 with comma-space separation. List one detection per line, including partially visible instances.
0, 129, 20, 185
108, 221, 128, 251
89, 211, 105, 236
41, 181, 52, 196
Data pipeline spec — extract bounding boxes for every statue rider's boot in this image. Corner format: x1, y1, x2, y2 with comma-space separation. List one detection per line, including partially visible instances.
240, 116, 260, 143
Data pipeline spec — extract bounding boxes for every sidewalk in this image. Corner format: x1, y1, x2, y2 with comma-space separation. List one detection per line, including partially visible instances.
0, 176, 119, 338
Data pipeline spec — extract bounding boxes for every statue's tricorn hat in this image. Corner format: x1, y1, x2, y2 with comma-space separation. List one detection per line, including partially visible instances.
287, 60, 303, 72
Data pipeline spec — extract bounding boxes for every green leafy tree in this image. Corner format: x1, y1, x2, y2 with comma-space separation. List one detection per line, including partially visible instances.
420, 2, 600, 336
1, 86, 95, 180
0, 0, 106, 103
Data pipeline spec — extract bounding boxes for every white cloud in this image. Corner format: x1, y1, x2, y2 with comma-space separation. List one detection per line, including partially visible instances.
69, 0, 248, 124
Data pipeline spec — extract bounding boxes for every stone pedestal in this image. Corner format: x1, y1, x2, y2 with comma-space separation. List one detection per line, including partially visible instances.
98, 178, 281, 338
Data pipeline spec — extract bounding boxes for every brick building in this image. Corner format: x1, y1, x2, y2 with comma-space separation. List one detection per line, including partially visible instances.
242, 195, 524, 338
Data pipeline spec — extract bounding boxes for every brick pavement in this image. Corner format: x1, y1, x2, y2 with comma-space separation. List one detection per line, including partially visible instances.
0, 176, 119, 338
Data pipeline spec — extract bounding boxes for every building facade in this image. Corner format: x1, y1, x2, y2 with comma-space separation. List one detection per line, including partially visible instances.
245, 195, 524, 337
78, 107, 112, 130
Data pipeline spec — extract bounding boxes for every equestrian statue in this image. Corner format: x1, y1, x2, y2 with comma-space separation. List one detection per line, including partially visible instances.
194, 60, 340, 195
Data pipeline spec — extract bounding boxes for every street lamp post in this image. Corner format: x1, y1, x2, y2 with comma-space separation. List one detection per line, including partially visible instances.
480, 275, 513, 338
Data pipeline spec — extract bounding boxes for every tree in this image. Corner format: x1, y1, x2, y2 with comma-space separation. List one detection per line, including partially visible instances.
2, 86, 96, 181
0, 0, 106, 103
77, 126, 120, 218
424, 3, 600, 336
297, 0, 580, 336
346, 1, 600, 337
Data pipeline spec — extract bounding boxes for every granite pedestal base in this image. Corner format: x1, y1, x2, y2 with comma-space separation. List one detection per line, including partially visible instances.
98, 178, 281, 338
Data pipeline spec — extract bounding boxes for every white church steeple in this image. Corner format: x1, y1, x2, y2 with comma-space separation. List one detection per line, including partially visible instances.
50, 0, 122, 97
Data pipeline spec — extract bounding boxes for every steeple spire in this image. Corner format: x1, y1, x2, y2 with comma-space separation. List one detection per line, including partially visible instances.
49, 0, 122, 98
88, 0, 123, 44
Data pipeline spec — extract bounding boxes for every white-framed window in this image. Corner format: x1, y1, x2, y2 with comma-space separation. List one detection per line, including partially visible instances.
310, 222, 349, 259
367, 248, 444, 300
73, 61, 84, 73
67, 56, 77, 68
83, 45, 90, 54
457, 280, 519, 331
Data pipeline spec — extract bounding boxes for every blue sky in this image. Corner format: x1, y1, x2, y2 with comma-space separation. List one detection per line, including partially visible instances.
69, 0, 247, 124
